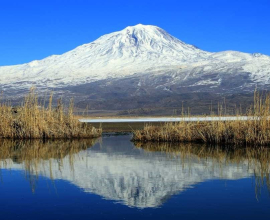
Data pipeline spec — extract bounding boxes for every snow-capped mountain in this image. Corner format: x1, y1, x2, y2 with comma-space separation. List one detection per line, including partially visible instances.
0, 24, 270, 112
0, 24, 210, 88
1, 24, 269, 89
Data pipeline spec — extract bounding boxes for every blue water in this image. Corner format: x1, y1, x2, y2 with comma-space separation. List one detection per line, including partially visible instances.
0, 135, 270, 220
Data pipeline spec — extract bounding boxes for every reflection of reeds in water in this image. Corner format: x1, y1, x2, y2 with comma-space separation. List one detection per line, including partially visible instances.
0, 89, 102, 139
135, 142, 270, 198
0, 139, 98, 192
133, 92, 270, 146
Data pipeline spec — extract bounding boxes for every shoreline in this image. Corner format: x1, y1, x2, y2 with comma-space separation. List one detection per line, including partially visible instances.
79, 116, 256, 123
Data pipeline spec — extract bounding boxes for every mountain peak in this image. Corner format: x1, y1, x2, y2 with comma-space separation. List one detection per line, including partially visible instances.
120, 24, 168, 38
0, 24, 212, 88
2, 24, 269, 92
95, 24, 206, 58
124, 24, 159, 30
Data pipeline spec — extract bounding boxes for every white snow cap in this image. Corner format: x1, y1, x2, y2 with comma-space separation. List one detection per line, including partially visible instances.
0, 24, 269, 89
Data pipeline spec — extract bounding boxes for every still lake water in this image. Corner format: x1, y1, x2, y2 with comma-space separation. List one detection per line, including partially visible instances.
0, 134, 270, 219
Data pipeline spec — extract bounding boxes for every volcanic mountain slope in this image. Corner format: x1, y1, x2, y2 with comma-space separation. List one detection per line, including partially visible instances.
0, 24, 270, 113
0, 24, 210, 88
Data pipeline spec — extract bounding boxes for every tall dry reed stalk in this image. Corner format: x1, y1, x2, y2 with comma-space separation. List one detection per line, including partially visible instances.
0, 89, 102, 139
133, 91, 270, 146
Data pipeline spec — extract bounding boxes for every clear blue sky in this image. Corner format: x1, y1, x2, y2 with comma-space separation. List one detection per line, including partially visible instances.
0, 0, 269, 66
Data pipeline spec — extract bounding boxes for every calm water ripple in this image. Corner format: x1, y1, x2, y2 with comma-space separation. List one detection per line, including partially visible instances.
0, 134, 270, 219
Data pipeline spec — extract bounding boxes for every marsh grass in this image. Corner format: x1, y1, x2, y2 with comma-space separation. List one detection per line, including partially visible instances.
133, 91, 270, 146
0, 89, 101, 139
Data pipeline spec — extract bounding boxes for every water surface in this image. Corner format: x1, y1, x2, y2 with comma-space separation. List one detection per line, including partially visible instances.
79, 116, 252, 123
0, 135, 270, 219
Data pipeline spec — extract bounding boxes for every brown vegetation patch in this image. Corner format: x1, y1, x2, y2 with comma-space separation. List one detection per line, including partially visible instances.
0, 89, 102, 139
133, 92, 270, 146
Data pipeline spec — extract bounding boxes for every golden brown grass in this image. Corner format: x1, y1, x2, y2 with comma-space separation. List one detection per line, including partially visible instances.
0, 89, 102, 139
133, 91, 270, 146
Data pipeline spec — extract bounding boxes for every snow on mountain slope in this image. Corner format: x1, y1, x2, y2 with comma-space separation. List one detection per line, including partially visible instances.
0, 24, 270, 91
0, 24, 209, 88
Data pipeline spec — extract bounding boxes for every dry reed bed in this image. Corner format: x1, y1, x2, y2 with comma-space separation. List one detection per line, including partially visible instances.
0, 89, 102, 139
133, 92, 270, 146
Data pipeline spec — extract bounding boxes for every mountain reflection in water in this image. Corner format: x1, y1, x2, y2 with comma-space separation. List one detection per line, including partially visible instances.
0, 134, 270, 208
